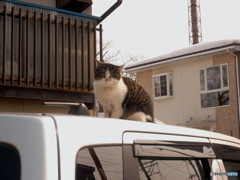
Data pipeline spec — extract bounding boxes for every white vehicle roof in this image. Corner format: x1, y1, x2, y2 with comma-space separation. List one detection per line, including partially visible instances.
1, 113, 240, 180
1, 113, 239, 146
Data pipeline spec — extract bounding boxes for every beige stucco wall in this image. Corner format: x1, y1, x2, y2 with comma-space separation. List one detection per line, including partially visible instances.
151, 56, 216, 126
136, 56, 217, 130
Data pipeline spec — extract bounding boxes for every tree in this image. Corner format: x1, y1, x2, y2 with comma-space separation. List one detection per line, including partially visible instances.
121, 53, 144, 80
96, 40, 120, 64
96, 39, 145, 80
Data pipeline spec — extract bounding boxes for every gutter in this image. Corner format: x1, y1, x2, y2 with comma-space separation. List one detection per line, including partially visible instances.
97, 0, 122, 24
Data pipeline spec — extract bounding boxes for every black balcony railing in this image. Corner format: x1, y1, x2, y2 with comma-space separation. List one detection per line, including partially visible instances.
0, 0, 102, 108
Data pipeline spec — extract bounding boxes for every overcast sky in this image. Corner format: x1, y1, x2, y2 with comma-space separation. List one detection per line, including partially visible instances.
92, 0, 240, 64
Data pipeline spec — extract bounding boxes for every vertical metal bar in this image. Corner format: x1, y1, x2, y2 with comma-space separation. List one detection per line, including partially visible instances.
93, 24, 97, 114
41, 12, 44, 87
11, 7, 14, 84
62, 17, 65, 89
26, 10, 29, 86
93, 23, 97, 114
34, 11, 37, 86
3, 6, 7, 83
93, 23, 97, 74
75, 19, 78, 90
87, 22, 91, 91
19, 8, 22, 85
68, 18, 71, 89
48, 14, 51, 88
22, 9, 26, 83
99, 24, 103, 62
81, 21, 85, 91
55, 15, 58, 88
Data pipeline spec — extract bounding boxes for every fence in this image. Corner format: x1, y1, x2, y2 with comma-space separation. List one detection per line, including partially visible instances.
0, 2, 102, 93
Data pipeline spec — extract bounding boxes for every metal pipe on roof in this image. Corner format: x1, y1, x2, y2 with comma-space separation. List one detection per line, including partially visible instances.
97, 0, 122, 24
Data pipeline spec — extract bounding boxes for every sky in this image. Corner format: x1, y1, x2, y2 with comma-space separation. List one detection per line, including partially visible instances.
92, 0, 240, 64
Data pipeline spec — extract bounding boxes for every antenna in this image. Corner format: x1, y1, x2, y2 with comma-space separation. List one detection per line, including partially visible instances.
188, 0, 202, 45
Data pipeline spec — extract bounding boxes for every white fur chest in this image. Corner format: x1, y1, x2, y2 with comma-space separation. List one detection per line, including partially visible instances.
94, 78, 127, 112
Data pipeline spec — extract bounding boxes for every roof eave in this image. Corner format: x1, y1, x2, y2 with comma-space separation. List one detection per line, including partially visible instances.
125, 45, 240, 73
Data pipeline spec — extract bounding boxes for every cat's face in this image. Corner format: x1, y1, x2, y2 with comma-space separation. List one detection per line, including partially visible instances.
94, 61, 124, 88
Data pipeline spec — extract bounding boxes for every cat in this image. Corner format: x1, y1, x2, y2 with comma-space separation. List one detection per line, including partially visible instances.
93, 60, 154, 122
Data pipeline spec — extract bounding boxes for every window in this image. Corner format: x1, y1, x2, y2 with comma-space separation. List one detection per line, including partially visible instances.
223, 160, 240, 176
152, 73, 173, 99
133, 143, 214, 180
0, 143, 21, 180
212, 144, 240, 178
138, 158, 210, 180
200, 64, 229, 108
76, 146, 123, 180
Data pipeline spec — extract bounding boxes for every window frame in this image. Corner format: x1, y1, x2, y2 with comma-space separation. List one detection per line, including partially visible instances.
200, 64, 230, 108
152, 72, 173, 100
200, 64, 229, 94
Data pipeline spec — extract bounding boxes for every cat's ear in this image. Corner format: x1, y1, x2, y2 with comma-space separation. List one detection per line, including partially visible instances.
96, 60, 102, 67
119, 64, 124, 72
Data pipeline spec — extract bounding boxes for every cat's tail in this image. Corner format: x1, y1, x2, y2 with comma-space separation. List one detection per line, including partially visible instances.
124, 112, 154, 123
146, 115, 154, 123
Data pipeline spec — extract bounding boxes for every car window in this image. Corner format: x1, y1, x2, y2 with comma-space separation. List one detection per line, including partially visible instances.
76, 146, 123, 180
0, 143, 20, 180
222, 160, 240, 179
138, 158, 210, 180
132, 142, 215, 180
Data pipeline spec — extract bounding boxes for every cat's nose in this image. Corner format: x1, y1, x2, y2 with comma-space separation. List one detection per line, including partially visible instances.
105, 77, 109, 82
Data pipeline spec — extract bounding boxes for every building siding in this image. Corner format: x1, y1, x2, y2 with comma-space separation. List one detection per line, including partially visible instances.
213, 53, 239, 138
135, 53, 240, 138
136, 70, 153, 99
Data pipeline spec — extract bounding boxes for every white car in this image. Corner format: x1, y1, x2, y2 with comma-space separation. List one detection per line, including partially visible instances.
0, 113, 239, 180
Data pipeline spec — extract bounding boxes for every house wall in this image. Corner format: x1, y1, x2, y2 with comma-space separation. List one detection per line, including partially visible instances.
213, 54, 239, 138
136, 52, 239, 138
136, 70, 153, 99
0, 97, 70, 113
0, 97, 96, 115
150, 57, 216, 127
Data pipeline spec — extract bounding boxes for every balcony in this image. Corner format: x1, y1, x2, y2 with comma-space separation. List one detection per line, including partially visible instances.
0, 0, 102, 109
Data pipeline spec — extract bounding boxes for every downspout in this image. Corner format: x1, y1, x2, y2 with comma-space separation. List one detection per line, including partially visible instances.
227, 49, 240, 138
97, 0, 122, 24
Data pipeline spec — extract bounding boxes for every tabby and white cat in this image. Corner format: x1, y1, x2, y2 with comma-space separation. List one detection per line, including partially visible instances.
93, 61, 154, 122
